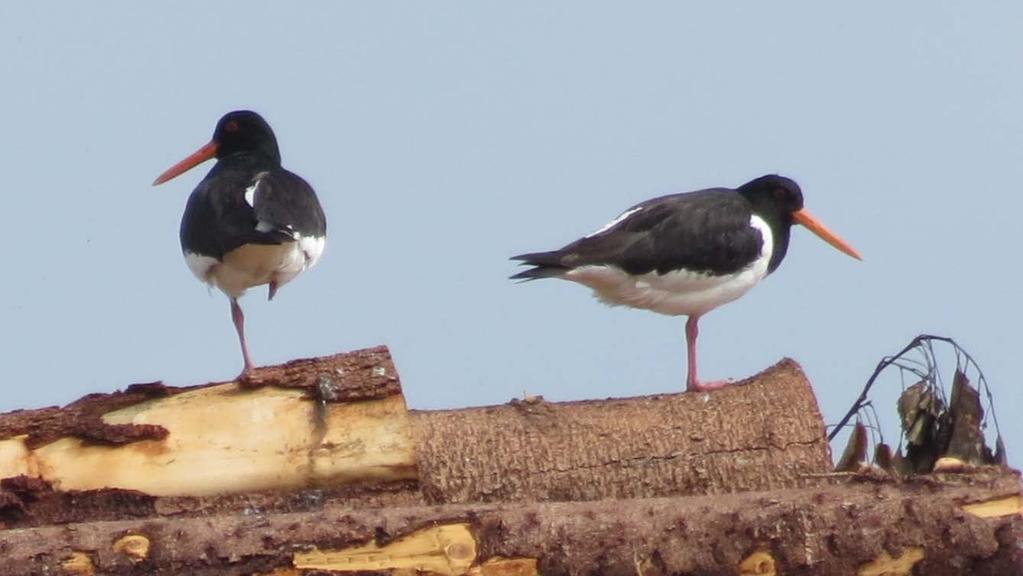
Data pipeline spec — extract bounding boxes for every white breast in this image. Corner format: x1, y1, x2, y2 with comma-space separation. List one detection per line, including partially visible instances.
565, 215, 773, 317
184, 234, 326, 299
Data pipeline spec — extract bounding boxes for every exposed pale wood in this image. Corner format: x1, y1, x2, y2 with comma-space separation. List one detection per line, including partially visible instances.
110, 534, 150, 563
961, 494, 1021, 517
1, 356, 828, 519
412, 358, 830, 503
738, 550, 776, 576
0, 347, 417, 497
27, 388, 413, 495
856, 549, 924, 576
1, 469, 1018, 575
0, 348, 1019, 575
293, 523, 477, 574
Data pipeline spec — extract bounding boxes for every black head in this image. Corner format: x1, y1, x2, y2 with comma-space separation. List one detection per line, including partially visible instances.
153, 110, 281, 186
737, 174, 804, 220
212, 110, 281, 163
737, 173, 862, 263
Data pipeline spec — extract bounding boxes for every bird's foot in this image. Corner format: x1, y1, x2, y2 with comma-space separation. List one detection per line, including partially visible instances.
686, 378, 732, 393
235, 365, 260, 389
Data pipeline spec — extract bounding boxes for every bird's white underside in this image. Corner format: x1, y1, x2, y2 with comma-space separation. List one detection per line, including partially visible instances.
184, 235, 325, 299
565, 215, 774, 317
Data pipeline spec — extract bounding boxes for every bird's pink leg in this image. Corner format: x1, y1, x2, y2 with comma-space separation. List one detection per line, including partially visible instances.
231, 298, 255, 378
685, 315, 728, 392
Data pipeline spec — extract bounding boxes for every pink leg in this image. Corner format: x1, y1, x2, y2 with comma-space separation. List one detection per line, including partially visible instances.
685, 315, 728, 392
231, 298, 255, 377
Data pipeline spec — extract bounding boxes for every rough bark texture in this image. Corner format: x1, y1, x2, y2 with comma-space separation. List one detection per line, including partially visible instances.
1, 347, 1020, 575
0, 354, 829, 526
0, 469, 1018, 575
413, 358, 830, 503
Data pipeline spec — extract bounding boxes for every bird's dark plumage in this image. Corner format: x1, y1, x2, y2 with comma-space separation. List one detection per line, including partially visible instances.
511, 175, 802, 281
179, 160, 325, 262
510, 174, 859, 392
154, 110, 327, 377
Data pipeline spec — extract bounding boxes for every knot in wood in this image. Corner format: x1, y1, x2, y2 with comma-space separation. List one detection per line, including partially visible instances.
112, 533, 150, 562
738, 550, 776, 575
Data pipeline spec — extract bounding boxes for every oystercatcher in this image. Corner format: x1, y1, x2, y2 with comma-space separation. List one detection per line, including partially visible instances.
511, 174, 860, 392
153, 110, 326, 377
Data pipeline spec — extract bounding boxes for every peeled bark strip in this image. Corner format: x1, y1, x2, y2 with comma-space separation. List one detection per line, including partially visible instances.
0, 469, 1018, 575
413, 358, 830, 503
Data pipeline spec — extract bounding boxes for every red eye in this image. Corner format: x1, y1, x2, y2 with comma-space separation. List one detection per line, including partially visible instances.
225, 121, 239, 133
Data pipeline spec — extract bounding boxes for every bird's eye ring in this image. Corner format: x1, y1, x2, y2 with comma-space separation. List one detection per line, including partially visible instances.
225, 121, 239, 133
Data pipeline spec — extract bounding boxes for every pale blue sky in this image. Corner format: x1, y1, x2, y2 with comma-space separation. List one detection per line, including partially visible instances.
1, 3, 1019, 465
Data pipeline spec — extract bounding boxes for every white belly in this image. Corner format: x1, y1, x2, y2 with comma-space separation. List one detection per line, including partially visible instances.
565, 215, 773, 317
566, 263, 768, 317
184, 235, 325, 298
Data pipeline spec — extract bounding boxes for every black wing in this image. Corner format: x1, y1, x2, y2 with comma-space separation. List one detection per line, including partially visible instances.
252, 170, 326, 239
511, 189, 763, 279
179, 167, 326, 260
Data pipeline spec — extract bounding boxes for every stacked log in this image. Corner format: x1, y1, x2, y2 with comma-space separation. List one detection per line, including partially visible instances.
0, 346, 1019, 575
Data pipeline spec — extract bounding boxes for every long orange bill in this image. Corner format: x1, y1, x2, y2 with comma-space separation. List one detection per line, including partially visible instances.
152, 141, 218, 186
792, 208, 862, 260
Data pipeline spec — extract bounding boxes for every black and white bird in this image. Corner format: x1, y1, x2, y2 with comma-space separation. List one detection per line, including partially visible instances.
153, 110, 326, 378
511, 174, 860, 392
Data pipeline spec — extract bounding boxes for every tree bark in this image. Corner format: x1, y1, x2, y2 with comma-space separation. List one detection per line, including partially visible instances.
0, 349, 829, 527
1, 346, 1020, 575
1, 469, 1018, 575
412, 358, 829, 503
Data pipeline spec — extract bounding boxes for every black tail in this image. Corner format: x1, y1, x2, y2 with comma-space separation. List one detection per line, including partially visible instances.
509, 250, 569, 281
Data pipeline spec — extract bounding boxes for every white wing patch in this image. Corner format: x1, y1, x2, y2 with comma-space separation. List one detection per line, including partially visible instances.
586, 206, 643, 238
244, 171, 270, 208
244, 185, 256, 208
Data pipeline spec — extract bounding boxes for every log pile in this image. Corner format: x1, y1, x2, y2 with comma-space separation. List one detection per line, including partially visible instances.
0, 346, 1019, 575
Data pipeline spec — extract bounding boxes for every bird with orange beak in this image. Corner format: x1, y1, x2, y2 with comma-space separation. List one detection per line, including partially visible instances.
511, 174, 860, 392
153, 110, 326, 378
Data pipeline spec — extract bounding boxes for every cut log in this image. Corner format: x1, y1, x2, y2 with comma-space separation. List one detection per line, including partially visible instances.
0, 349, 830, 527
0, 347, 416, 498
0, 468, 1018, 575
412, 358, 829, 502
2, 347, 1019, 575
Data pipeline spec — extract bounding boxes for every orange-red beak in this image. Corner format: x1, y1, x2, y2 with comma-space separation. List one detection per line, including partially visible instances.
792, 209, 862, 260
152, 141, 218, 186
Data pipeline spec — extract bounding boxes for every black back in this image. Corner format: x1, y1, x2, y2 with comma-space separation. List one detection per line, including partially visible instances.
511, 175, 802, 279
179, 111, 326, 259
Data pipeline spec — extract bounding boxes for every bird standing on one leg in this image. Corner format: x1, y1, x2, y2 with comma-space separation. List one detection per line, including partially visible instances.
153, 110, 326, 378
511, 174, 860, 392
